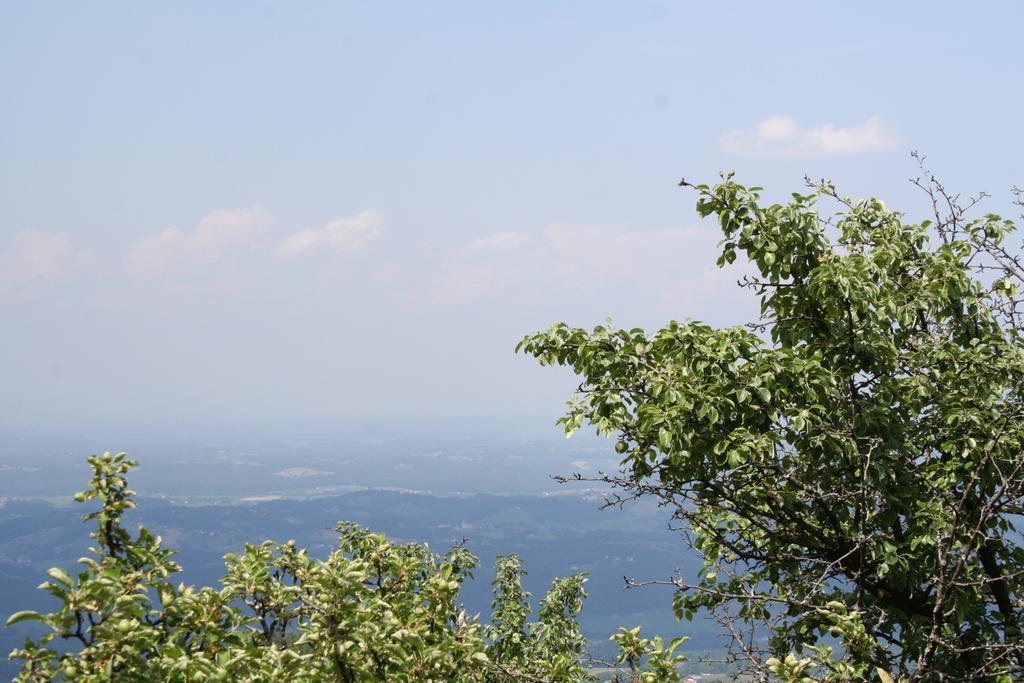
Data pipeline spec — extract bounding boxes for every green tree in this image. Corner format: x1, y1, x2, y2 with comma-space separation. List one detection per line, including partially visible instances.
520, 164, 1024, 681
6, 453, 686, 682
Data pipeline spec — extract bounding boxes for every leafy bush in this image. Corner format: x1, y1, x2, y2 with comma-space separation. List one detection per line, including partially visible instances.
6, 453, 685, 682
520, 169, 1024, 680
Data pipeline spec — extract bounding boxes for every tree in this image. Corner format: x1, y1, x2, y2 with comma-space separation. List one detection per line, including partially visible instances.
6, 453, 686, 682
519, 162, 1024, 681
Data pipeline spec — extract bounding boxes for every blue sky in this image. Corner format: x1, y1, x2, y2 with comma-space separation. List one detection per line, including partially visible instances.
1, 2, 1021, 429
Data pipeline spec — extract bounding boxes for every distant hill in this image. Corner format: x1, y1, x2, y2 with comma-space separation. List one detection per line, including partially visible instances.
0, 487, 724, 679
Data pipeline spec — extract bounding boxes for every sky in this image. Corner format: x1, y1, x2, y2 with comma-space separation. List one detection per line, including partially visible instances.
1, 2, 1022, 430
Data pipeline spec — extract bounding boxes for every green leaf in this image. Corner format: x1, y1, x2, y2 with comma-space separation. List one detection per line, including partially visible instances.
46, 567, 74, 588
5, 610, 42, 626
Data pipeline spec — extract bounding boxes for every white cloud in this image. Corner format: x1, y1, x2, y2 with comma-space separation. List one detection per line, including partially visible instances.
464, 231, 531, 254
0, 229, 74, 287
279, 209, 384, 256
543, 222, 699, 287
720, 115, 899, 157
426, 260, 502, 306
423, 221, 736, 309
127, 206, 273, 276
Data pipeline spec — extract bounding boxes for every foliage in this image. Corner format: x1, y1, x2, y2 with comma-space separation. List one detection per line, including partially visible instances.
6, 453, 686, 682
520, 165, 1024, 681
609, 627, 688, 683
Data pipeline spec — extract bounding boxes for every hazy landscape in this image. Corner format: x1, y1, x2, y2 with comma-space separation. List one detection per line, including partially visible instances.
0, 425, 724, 678
3, 3, 1020, 680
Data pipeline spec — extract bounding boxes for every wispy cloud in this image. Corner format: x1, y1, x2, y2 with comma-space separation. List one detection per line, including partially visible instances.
0, 229, 74, 289
5, 205, 740, 324
126, 206, 273, 276
4, 229, 73, 283
463, 231, 531, 254
720, 115, 899, 157
279, 210, 384, 256
424, 221, 735, 309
